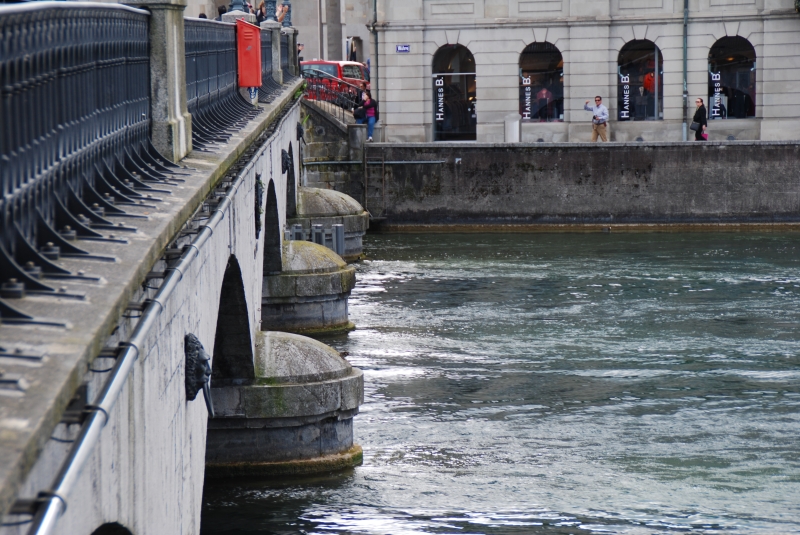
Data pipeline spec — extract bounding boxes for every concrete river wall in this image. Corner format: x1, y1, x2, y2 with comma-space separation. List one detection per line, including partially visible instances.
368, 141, 800, 228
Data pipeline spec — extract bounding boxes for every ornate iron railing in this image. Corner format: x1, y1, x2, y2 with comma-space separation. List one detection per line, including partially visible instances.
259, 26, 282, 104
280, 32, 292, 80
184, 18, 261, 151
0, 2, 182, 322
302, 68, 360, 124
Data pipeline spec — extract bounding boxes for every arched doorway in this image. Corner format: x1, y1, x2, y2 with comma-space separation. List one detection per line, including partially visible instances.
519, 42, 564, 122
263, 180, 281, 274
212, 255, 255, 384
432, 44, 476, 141
708, 36, 756, 119
617, 40, 663, 121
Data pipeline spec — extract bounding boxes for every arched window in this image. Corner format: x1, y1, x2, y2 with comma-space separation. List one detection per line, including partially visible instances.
617, 40, 663, 121
519, 42, 563, 122
708, 36, 756, 119
432, 44, 476, 141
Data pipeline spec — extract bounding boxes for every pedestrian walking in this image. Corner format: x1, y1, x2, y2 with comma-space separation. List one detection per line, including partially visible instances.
215, 5, 226, 20
691, 98, 708, 141
363, 90, 378, 142
584, 96, 609, 142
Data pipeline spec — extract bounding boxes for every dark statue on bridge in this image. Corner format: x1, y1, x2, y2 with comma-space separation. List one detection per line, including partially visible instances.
184, 334, 215, 418
281, 148, 291, 174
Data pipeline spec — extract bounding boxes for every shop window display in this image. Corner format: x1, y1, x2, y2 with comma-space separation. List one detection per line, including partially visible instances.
518, 42, 564, 122
708, 36, 756, 119
432, 44, 477, 141
617, 40, 663, 121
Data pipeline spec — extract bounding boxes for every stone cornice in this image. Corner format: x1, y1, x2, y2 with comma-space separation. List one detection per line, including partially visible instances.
374, 9, 798, 31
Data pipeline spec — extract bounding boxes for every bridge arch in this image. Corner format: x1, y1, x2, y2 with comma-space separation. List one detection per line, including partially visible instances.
91, 523, 134, 535
263, 179, 282, 274
212, 255, 255, 382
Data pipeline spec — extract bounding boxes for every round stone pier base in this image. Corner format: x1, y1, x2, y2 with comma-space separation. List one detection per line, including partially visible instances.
288, 187, 369, 263
262, 240, 356, 335
206, 331, 364, 477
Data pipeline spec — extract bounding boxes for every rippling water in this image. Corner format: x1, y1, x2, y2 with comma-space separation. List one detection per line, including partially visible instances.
201, 233, 800, 534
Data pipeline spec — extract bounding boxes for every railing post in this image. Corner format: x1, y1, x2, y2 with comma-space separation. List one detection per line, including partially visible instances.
221, 8, 256, 23
262, 20, 283, 84
127, 0, 193, 162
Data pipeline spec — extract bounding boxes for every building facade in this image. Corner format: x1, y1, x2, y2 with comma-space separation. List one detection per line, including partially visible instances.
290, 0, 373, 64
370, 0, 800, 142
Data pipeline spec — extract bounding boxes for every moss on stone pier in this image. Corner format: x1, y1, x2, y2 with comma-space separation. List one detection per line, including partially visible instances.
205, 445, 364, 479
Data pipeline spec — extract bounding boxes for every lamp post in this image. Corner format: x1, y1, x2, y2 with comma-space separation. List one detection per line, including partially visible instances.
282, 0, 291, 27
266, 0, 276, 21
229, 0, 247, 12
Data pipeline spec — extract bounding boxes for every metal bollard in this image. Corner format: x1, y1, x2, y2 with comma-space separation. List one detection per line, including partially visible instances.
312, 224, 324, 245
332, 224, 345, 257
292, 224, 304, 241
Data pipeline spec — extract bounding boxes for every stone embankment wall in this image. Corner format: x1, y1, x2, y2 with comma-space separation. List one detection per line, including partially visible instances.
371, 141, 800, 227
300, 101, 365, 204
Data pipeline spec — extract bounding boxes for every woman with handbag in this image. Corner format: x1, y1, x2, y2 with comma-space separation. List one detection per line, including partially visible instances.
691, 98, 708, 141
363, 90, 378, 142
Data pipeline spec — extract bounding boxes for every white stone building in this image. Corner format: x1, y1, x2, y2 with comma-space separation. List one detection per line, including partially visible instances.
365, 0, 800, 142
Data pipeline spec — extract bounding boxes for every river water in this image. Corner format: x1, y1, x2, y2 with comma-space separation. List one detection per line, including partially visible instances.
201, 232, 800, 535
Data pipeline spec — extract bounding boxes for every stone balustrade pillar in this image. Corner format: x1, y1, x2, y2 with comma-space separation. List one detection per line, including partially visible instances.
127, 0, 192, 162
221, 9, 256, 23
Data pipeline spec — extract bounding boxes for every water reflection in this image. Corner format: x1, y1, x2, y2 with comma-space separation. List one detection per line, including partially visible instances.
202, 233, 800, 534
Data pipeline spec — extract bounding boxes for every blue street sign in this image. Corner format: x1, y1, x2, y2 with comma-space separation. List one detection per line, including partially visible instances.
396, 44, 410, 53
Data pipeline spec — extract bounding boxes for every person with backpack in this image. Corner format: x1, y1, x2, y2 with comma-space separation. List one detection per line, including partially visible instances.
363, 90, 378, 142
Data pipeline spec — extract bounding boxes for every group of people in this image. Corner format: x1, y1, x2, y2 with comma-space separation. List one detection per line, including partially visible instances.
583, 96, 709, 142
353, 82, 378, 142
206, 2, 288, 23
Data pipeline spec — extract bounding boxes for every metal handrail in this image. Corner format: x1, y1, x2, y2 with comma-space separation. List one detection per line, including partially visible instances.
0, 1, 147, 16
301, 69, 365, 124
302, 68, 364, 92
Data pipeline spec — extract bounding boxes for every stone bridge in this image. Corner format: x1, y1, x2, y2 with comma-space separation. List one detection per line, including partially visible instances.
0, 3, 367, 534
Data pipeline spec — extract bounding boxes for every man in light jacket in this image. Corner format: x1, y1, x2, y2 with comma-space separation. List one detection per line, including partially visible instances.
584, 96, 609, 142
